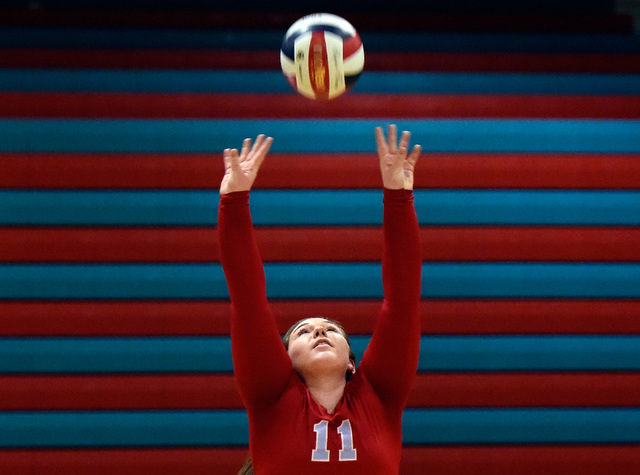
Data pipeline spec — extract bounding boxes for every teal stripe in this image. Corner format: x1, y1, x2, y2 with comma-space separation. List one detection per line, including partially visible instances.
2, 190, 639, 226
422, 262, 640, 298
0, 69, 290, 93
0, 27, 281, 50
0, 335, 640, 374
417, 335, 640, 371
2, 69, 640, 94
2, 263, 640, 299
0, 410, 248, 448
402, 408, 640, 445
1, 335, 639, 373
1, 409, 640, 447
1, 26, 639, 53
2, 119, 640, 153
0, 337, 232, 373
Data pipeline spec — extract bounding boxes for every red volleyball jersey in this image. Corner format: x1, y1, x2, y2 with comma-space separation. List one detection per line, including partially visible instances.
218, 188, 421, 474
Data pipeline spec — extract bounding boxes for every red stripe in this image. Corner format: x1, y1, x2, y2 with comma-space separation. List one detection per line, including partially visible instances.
0, 374, 242, 410
3, 93, 640, 118
2, 226, 640, 263
2, 48, 639, 72
0, 373, 638, 410
1, 300, 639, 336
308, 31, 330, 101
0, 448, 248, 474
0, 446, 638, 474
401, 446, 640, 475
409, 373, 640, 408
2, 152, 640, 189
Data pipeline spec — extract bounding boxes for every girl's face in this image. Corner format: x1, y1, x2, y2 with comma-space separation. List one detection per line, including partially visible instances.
286, 318, 355, 381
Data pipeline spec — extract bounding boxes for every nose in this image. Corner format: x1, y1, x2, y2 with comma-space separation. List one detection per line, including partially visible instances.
314, 326, 327, 338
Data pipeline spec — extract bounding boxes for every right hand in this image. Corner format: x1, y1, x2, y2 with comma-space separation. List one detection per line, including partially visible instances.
220, 134, 273, 194
375, 124, 420, 190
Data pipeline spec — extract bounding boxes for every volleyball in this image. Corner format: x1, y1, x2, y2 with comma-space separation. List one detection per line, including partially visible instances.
280, 13, 365, 101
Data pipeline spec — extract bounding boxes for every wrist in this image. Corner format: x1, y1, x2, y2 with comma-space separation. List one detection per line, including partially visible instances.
383, 187, 414, 199
219, 190, 250, 204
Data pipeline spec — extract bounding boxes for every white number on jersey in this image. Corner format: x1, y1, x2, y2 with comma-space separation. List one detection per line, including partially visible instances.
311, 419, 357, 462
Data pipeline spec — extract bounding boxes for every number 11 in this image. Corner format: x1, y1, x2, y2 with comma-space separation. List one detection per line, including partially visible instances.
312, 419, 357, 462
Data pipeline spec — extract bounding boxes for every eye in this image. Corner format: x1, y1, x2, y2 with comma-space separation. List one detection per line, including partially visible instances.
297, 328, 309, 336
327, 327, 337, 333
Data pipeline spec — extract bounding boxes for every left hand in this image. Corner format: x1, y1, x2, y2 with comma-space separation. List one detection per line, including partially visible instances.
375, 124, 421, 190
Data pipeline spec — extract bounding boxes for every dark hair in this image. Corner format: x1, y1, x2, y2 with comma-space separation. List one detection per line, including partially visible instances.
282, 317, 357, 381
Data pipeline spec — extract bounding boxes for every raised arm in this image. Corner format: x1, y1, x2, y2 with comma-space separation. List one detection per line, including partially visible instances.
359, 125, 422, 408
218, 135, 293, 409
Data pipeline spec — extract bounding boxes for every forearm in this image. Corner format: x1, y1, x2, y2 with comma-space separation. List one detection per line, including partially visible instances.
359, 188, 421, 405
218, 191, 268, 309
218, 192, 292, 406
382, 188, 422, 308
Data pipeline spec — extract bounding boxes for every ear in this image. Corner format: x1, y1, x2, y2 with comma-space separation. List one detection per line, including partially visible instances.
348, 359, 356, 374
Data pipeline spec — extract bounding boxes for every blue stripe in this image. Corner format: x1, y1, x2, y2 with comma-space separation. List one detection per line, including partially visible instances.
2, 69, 640, 94
0, 69, 291, 93
0, 410, 248, 448
1, 26, 639, 53
1, 263, 640, 299
1, 408, 640, 447
2, 119, 640, 153
1, 335, 640, 373
1, 190, 639, 226
416, 335, 640, 371
402, 408, 640, 444
0, 27, 285, 50
2, 263, 640, 299
422, 262, 640, 298
0, 337, 232, 373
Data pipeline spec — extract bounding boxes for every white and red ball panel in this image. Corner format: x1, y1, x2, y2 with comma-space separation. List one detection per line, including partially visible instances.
280, 13, 364, 100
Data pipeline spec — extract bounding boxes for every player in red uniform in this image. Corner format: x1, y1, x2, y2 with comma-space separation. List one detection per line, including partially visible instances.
218, 125, 422, 474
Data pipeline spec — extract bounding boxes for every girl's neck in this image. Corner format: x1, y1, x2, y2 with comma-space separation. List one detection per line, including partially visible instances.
305, 376, 347, 414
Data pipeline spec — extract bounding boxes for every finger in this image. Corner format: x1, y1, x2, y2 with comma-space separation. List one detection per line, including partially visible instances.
250, 134, 265, 153
228, 148, 242, 173
240, 138, 252, 162
407, 144, 421, 167
399, 131, 411, 156
251, 136, 273, 172
223, 148, 232, 170
261, 136, 274, 153
388, 124, 397, 153
247, 134, 266, 167
256, 135, 273, 157
374, 126, 387, 156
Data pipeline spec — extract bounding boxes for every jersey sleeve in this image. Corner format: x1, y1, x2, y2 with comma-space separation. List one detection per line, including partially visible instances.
218, 191, 293, 410
357, 188, 422, 409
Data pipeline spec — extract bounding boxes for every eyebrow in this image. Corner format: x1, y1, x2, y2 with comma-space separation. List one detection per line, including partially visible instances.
292, 320, 337, 334
292, 322, 311, 333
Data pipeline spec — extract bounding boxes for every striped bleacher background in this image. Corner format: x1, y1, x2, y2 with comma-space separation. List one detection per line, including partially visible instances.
1, 1, 640, 473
